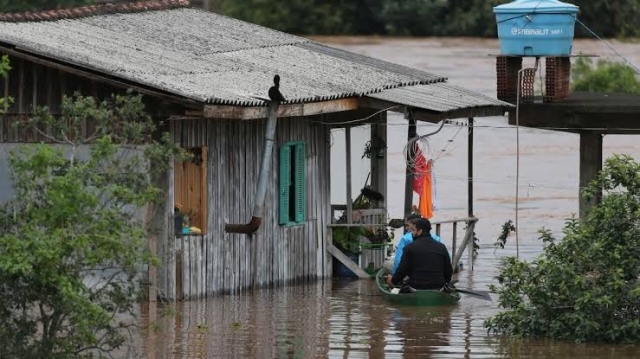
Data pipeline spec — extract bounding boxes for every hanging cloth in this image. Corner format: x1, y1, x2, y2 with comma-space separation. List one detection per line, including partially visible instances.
411, 143, 434, 219
417, 161, 434, 219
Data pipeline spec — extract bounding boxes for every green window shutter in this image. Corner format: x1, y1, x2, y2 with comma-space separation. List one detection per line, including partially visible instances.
294, 143, 306, 223
279, 145, 291, 224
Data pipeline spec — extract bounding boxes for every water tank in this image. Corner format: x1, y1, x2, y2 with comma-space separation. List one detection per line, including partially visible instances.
494, 0, 579, 56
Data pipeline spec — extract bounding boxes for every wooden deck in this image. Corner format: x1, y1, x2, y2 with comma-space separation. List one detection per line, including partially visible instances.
510, 91, 640, 134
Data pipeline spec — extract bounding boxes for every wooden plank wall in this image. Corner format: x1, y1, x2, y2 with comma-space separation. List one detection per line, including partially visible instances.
0, 55, 171, 143
170, 116, 332, 298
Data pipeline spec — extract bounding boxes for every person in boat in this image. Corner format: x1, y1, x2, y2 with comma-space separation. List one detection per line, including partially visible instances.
385, 218, 453, 290
386, 214, 443, 276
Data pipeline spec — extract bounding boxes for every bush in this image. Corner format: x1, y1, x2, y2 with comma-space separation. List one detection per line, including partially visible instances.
572, 57, 640, 94
485, 155, 640, 343
0, 88, 184, 357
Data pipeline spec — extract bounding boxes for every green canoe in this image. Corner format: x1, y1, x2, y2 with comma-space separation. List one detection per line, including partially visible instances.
375, 269, 461, 306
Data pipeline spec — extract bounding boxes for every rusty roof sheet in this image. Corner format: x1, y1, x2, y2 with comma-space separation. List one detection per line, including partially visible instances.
0, 0, 191, 22
0, 6, 451, 106
366, 83, 513, 116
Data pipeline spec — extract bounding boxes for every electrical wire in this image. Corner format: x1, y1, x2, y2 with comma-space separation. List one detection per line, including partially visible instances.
310, 105, 401, 126
576, 18, 640, 74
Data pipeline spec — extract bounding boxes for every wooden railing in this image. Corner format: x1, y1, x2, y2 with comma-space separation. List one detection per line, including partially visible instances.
432, 217, 478, 271
326, 215, 479, 278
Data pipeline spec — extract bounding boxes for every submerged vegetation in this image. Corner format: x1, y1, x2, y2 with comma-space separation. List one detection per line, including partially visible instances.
572, 57, 640, 94
486, 155, 640, 343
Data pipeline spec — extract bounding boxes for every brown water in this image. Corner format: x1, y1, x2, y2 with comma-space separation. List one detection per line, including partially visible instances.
137, 244, 638, 358
134, 38, 640, 358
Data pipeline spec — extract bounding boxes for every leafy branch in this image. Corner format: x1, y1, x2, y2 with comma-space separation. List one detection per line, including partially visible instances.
494, 220, 516, 253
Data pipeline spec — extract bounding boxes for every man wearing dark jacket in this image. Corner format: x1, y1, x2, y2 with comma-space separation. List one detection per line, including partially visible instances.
385, 218, 453, 290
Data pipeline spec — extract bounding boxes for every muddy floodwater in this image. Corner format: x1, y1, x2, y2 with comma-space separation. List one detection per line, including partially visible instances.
135, 38, 640, 358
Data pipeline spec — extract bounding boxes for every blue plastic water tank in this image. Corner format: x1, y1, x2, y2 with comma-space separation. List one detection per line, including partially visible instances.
494, 0, 579, 56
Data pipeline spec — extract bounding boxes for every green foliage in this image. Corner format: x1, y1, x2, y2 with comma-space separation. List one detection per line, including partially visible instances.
0, 91, 185, 357
494, 220, 516, 252
571, 0, 640, 38
0, 0, 94, 12
485, 155, 640, 343
572, 57, 640, 94
213, 0, 640, 38
333, 226, 368, 254
0, 55, 12, 112
214, 0, 377, 34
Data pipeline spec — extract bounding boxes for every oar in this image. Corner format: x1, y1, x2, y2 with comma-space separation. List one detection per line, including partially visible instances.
450, 288, 492, 301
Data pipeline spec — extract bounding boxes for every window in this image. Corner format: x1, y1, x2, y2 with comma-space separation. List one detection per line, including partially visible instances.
279, 141, 306, 225
174, 146, 208, 234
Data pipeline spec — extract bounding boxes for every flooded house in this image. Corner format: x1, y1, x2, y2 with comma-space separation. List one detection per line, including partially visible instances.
0, 0, 510, 300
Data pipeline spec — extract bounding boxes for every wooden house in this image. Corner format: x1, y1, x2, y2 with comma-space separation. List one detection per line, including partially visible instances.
0, 0, 511, 300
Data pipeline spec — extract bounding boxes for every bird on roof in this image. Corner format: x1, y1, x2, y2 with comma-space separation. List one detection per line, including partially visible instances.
268, 74, 286, 103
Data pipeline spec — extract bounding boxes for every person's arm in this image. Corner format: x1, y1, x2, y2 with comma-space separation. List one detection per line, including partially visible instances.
442, 245, 453, 283
391, 244, 412, 285
392, 233, 411, 274
430, 232, 442, 243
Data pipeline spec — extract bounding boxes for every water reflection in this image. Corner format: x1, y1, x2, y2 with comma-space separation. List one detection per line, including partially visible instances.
137, 245, 638, 358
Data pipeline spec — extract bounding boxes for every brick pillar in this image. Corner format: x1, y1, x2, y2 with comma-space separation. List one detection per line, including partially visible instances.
545, 57, 571, 103
496, 56, 523, 103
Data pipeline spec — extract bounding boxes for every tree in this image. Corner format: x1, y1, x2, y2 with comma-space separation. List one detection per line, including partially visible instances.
485, 155, 640, 343
0, 59, 184, 357
572, 57, 640, 94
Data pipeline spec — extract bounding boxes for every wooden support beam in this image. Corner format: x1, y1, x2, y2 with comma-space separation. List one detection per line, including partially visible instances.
326, 245, 370, 279
452, 219, 477, 270
345, 126, 353, 223
579, 132, 603, 218
203, 98, 359, 120
370, 112, 387, 208
468, 117, 474, 218
403, 116, 417, 220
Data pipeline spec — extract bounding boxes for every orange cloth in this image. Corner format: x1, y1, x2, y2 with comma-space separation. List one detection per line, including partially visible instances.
411, 143, 434, 219
417, 161, 434, 219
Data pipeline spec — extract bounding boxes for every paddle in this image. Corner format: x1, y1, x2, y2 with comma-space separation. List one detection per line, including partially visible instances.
449, 288, 492, 301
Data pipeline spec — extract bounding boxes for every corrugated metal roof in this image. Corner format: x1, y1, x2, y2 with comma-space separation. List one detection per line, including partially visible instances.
366, 83, 512, 116
0, 7, 449, 106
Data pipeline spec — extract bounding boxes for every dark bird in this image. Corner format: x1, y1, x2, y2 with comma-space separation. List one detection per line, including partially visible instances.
268, 74, 286, 103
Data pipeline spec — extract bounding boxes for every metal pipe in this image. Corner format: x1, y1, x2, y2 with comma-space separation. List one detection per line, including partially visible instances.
225, 103, 279, 234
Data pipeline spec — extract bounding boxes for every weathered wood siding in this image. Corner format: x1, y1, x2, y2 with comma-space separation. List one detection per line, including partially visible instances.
170, 117, 331, 298
0, 55, 182, 142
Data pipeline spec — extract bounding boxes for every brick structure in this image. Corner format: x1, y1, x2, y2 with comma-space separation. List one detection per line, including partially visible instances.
545, 57, 571, 103
496, 55, 572, 104
496, 56, 522, 103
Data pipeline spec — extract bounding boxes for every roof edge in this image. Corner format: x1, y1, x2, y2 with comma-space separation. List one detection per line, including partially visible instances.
0, 0, 191, 23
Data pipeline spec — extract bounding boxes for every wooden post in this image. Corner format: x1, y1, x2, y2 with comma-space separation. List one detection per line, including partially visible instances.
467, 118, 474, 270
451, 221, 457, 264
251, 233, 258, 290
345, 126, 353, 223
370, 112, 388, 208
403, 116, 417, 220
468, 118, 474, 218
147, 125, 174, 301
579, 132, 603, 218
